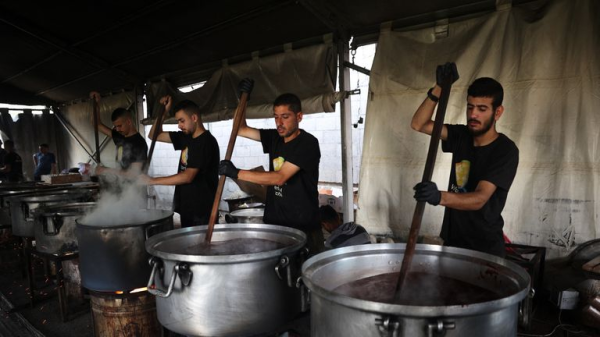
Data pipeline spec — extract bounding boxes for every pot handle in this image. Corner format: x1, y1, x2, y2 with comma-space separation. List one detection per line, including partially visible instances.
426, 319, 455, 337
147, 258, 177, 298
224, 213, 237, 223
296, 276, 311, 313
21, 202, 30, 219
145, 222, 166, 240
275, 255, 295, 288
42, 214, 63, 236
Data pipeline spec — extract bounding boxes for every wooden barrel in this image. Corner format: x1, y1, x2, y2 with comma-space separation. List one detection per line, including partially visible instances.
90, 291, 160, 337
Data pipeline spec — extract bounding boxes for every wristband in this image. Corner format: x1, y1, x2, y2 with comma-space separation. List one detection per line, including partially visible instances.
427, 87, 439, 103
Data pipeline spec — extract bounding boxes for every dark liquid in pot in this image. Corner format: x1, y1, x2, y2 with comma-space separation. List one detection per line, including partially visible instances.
184, 238, 287, 256
333, 272, 502, 306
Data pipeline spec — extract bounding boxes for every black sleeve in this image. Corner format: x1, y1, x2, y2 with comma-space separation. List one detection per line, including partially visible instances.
186, 136, 218, 172
482, 141, 519, 191
111, 129, 124, 146
260, 129, 276, 154
169, 132, 185, 151
132, 137, 148, 163
285, 134, 320, 171
441, 124, 467, 153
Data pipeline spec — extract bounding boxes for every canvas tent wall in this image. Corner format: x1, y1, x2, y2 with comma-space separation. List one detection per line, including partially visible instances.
356, 0, 600, 258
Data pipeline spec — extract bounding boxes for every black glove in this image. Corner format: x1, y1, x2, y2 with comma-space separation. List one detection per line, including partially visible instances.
238, 78, 254, 99
413, 181, 441, 206
436, 62, 460, 86
219, 160, 239, 179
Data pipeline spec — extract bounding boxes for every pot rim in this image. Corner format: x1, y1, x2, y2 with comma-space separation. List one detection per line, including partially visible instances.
36, 202, 97, 217
301, 243, 531, 317
76, 209, 174, 229
146, 223, 307, 263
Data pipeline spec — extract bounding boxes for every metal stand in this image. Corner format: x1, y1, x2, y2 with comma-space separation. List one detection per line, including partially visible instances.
505, 243, 546, 331
24, 245, 87, 322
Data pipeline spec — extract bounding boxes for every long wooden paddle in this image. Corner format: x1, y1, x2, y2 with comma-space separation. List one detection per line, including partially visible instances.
92, 96, 101, 164
145, 105, 166, 172
205, 79, 254, 243
394, 64, 459, 300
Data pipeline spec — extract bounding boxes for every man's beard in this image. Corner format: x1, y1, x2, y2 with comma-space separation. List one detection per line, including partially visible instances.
468, 114, 494, 137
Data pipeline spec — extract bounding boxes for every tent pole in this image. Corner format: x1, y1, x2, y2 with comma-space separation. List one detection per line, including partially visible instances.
338, 38, 355, 224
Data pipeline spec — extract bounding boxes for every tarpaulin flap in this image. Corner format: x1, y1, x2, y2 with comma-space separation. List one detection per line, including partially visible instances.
356, 0, 600, 258
146, 42, 338, 122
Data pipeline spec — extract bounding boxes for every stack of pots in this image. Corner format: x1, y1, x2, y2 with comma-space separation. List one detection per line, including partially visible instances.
9, 188, 96, 237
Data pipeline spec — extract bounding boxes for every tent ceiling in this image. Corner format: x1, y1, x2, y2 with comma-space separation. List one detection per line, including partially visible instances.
0, 0, 532, 106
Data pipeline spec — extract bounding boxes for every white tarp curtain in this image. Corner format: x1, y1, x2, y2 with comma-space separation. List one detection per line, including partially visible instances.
146, 42, 339, 123
356, 0, 600, 258
57, 92, 136, 170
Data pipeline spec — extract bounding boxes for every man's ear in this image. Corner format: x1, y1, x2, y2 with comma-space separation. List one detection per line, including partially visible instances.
296, 112, 303, 123
494, 106, 504, 121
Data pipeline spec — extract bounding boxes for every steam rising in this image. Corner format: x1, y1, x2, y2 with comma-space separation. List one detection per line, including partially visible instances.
80, 171, 152, 227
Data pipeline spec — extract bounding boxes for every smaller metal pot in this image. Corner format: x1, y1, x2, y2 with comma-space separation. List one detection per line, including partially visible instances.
223, 195, 254, 212
225, 207, 265, 224
34, 202, 96, 254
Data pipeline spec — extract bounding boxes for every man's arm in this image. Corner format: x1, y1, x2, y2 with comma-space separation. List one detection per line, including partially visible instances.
143, 167, 199, 186
51, 163, 57, 175
440, 180, 497, 210
148, 95, 173, 143
237, 161, 300, 186
89, 91, 113, 137
410, 85, 448, 141
237, 115, 261, 141
33, 154, 38, 167
0, 164, 11, 173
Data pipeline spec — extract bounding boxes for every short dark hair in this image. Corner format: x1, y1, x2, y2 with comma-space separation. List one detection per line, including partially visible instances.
467, 77, 504, 110
273, 93, 301, 113
319, 205, 340, 225
39, 143, 49, 148
111, 108, 131, 122
172, 100, 201, 117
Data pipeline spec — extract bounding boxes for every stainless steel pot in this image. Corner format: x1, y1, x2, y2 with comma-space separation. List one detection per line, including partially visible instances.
302, 244, 531, 337
0, 184, 61, 226
9, 189, 94, 237
223, 195, 254, 212
225, 207, 264, 224
76, 209, 174, 292
145, 223, 307, 337
34, 202, 97, 254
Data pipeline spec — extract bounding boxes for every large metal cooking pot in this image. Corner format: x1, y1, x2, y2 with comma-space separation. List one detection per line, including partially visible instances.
302, 243, 531, 337
225, 207, 264, 224
0, 184, 61, 226
9, 189, 94, 237
145, 223, 307, 337
34, 202, 97, 255
76, 209, 174, 292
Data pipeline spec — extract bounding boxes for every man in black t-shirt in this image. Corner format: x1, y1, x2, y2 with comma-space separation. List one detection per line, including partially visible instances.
411, 67, 519, 257
89, 91, 148, 173
142, 97, 219, 227
0, 140, 24, 182
219, 92, 324, 254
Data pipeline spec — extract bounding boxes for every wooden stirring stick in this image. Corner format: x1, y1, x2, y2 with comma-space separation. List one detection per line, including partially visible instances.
205, 79, 254, 243
394, 64, 459, 301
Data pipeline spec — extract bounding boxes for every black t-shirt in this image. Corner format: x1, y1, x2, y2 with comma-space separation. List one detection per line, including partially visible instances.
4, 152, 24, 182
111, 130, 148, 170
170, 131, 219, 222
440, 124, 519, 257
260, 129, 321, 232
